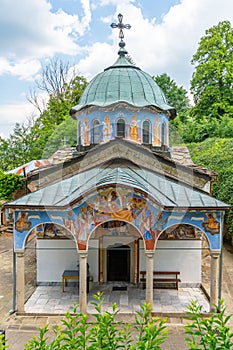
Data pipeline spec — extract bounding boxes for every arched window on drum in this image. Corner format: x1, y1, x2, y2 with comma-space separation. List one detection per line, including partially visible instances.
116, 119, 126, 138
92, 120, 100, 144
161, 122, 167, 146
142, 120, 151, 144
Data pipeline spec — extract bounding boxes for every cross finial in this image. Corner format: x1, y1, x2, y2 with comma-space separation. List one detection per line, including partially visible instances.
62, 136, 67, 147
110, 13, 131, 39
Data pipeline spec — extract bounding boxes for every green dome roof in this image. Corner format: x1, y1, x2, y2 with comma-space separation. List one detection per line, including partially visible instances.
70, 54, 176, 118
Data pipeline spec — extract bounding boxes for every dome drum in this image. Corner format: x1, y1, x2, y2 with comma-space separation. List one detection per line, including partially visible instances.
76, 107, 169, 148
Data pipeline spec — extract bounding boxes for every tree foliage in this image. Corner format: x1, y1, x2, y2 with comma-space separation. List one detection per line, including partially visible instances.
190, 20, 233, 120
188, 138, 233, 238
171, 21, 233, 144
42, 117, 77, 158
0, 171, 24, 201
153, 73, 190, 116
173, 115, 233, 143
0, 61, 88, 172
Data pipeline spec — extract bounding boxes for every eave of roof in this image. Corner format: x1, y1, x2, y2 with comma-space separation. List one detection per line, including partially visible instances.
5, 165, 229, 211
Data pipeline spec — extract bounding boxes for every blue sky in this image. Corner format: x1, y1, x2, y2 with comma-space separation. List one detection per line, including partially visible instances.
0, 0, 232, 139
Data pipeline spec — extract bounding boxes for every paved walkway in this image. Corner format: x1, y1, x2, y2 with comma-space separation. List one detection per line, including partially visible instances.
1, 233, 233, 349
24, 284, 209, 314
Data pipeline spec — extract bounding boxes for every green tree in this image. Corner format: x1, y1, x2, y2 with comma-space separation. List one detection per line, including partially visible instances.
42, 117, 77, 158
190, 20, 233, 120
188, 137, 233, 238
0, 63, 88, 172
153, 73, 190, 116
0, 122, 41, 172
0, 171, 24, 201
153, 73, 191, 144
28, 73, 88, 159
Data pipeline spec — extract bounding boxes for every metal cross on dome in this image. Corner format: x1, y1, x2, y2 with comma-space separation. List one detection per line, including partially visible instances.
110, 13, 131, 39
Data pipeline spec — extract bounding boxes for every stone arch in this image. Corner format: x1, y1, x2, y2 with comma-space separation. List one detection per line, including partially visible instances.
18, 221, 76, 251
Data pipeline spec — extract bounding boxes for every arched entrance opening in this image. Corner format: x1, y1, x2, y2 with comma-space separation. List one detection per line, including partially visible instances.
107, 244, 130, 282
90, 220, 141, 284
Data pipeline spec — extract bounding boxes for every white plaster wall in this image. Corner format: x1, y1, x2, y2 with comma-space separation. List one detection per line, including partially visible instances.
37, 240, 79, 282
37, 239, 99, 283
139, 240, 202, 285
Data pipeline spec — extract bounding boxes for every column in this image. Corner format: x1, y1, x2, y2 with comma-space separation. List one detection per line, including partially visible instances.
16, 251, 25, 313
79, 252, 88, 313
134, 240, 139, 284
99, 237, 104, 283
210, 251, 220, 312
146, 251, 154, 306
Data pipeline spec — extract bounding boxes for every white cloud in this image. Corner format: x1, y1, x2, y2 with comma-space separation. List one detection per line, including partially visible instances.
0, 102, 37, 124
0, 0, 92, 80
1, 0, 232, 138
77, 0, 233, 90
77, 42, 116, 80
1, 59, 42, 81
0, 102, 37, 139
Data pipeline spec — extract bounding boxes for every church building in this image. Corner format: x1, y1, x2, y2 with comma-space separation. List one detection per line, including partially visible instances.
6, 14, 229, 315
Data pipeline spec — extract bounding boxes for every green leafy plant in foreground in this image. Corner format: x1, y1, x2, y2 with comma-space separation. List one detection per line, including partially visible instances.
24, 292, 167, 349
23, 295, 233, 349
0, 332, 8, 350
132, 302, 168, 349
184, 299, 233, 349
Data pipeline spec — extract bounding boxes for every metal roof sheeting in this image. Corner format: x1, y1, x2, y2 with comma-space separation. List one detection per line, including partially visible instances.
70, 56, 176, 118
6, 165, 229, 210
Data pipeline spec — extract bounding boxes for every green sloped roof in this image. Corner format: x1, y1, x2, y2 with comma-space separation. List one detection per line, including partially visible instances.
6, 165, 229, 210
70, 56, 176, 118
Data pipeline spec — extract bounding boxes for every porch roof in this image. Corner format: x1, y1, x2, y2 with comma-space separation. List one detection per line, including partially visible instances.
6, 165, 229, 210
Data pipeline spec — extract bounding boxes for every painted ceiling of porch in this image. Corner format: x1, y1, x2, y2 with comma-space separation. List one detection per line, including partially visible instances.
6, 164, 229, 210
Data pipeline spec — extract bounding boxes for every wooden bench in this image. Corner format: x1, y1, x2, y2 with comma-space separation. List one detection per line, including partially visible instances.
140, 271, 181, 290
62, 270, 79, 292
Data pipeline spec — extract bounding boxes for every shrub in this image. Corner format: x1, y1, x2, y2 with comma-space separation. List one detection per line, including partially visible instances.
24, 292, 167, 349
18, 295, 233, 349
187, 138, 233, 238
184, 299, 233, 349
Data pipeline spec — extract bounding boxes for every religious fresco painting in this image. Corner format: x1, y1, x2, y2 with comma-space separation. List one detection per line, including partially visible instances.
159, 224, 202, 240
202, 213, 220, 235
13, 189, 222, 252
37, 223, 72, 239
103, 116, 113, 142
153, 117, 161, 146
15, 212, 32, 233
80, 118, 90, 146
162, 211, 221, 250
92, 220, 140, 239
129, 115, 139, 142
75, 186, 164, 250
13, 187, 164, 251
